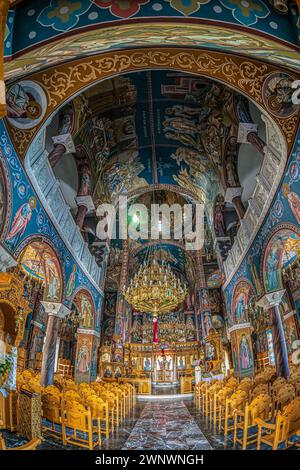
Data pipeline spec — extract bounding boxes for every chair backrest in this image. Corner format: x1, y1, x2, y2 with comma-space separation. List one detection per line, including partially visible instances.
275, 383, 295, 408
253, 374, 268, 387
63, 403, 91, 432
252, 383, 269, 399
248, 394, 271, 425
229, 390, 247, 413
216, 386, 233, 405
283, 397, 300, 436
42, 394, 61, 421
272, 377, 287, 396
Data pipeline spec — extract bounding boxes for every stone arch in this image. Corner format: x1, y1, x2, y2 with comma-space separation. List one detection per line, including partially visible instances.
262, 223, 300, 293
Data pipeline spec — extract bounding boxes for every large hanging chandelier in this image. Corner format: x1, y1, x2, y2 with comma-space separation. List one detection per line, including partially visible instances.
123, 259, 187, 317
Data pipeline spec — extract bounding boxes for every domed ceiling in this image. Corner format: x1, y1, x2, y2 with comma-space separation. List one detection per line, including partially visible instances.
63, 70, 263, 214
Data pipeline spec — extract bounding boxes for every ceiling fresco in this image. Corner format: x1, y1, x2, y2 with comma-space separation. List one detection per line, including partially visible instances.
4, 1, 300, 80
75, 70, 229, 211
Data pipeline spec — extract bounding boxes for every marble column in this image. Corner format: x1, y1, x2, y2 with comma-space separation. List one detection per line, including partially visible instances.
0, 1, 8, 119
75, 195, 95, 229
236, 98, 266, 156
225, 187, 246, 221
48, 133, 75, 168
256, 289, 290, 379
40, 302, 71, 386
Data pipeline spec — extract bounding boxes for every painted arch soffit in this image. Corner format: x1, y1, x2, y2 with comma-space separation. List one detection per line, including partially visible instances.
4, 21, 300, 82
4, 47, 300, 160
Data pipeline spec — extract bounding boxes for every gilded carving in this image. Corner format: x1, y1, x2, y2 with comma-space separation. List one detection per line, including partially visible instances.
4, 48, 299, 158
0, 272, 31, 347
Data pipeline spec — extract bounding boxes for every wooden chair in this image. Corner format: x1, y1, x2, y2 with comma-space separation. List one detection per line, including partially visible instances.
271, 377, 286, 398
213, 386, 234, 430
256, 398, 300, 450
62, 401, 98, 450
0, 433, 41, 450
251, 384, 269, 400
233, 394, 271, 449
206, 382, 223, 419
42, 393, 63, 440
272, 383, 295, 418
222, 390, 248, 438
238, 378, 252, 401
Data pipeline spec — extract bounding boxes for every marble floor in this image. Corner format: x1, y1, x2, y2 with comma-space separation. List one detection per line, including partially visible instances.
123, 400, 212, 450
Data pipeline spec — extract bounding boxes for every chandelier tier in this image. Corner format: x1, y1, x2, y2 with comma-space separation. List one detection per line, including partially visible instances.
123, 259, 187, 317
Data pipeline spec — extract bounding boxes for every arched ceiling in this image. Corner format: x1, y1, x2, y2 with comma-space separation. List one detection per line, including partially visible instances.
5, 1, 300, 81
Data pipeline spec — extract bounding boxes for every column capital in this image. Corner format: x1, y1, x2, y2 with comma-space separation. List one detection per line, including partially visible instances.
0, 244, 17, 271
52, 133, 75, 154
41, 302, 71, 319
75, 195, 95, 212
256, 289, 286, 309
225, 187, 242, 204
237, 122, 258, 144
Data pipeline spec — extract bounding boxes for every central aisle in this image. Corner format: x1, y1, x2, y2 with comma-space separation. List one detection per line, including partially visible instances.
123, 400, 212, 450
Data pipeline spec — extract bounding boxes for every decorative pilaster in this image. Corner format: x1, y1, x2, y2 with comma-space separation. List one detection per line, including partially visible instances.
113, 240, 129, 362
256, 289, 289, 378
40, 302, 71, 386
74, 328, 100, 383
228, 323, 254, 379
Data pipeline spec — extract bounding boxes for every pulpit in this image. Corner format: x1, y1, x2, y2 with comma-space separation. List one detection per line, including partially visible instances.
17, 389, 42, 439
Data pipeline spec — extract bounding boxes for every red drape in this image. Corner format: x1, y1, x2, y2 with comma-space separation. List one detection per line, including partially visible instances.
153, 317, 158, 343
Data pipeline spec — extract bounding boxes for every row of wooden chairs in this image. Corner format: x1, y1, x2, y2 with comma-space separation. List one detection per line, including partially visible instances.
194, 367, 300, 450
16, 370, 136, 450
40, 379, 135, 449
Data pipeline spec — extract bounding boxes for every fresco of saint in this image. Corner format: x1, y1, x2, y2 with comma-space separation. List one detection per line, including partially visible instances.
77, 342, 90, 374
239, 335, 253, 370
6, 197, 36, 250
283, 184, 300, 225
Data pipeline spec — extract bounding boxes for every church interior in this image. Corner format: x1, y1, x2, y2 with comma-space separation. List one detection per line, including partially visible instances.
0, 0, 300, 455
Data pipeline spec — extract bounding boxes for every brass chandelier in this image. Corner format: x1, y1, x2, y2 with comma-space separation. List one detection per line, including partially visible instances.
123, 259, 187, 317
